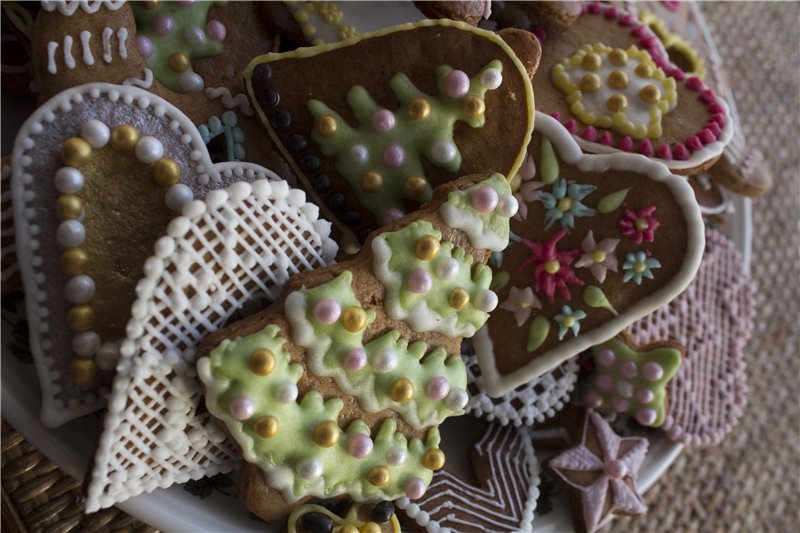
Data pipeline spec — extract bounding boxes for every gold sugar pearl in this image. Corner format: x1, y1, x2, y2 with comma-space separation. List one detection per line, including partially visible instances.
640, 85, 661, 104
317, 115, 338, 137
448, 287, 470, 309
341, 526, 359, 533
389, 378, 414, 403
367, 466, 390, 487
61, 137, 92, 167
110, 125, 139, 150
67, 305, 95, 332
408, 98, 431, 121
404, 175, 427, 198
167, 52, 189, 73
361, 523, 382, 533
70, 357, 98, 387
607, 94, 628, 113
608, 48, 628, 66
56, 194, 83, 220
341, 306, 367, 333
415, 235, 440, 261
462, 96, 485, 119
61, 248, 88, 275
249, 348, 276, 376
582, 52, 602, 70
313, 420, 340, 447
579, 73, 601, 93
422, 448, 445, 471
153, 158, 181, 187
635, 63, 654, 78
607, 70, 629, 89
361, 171, 384, 194
255, 416, 279, 438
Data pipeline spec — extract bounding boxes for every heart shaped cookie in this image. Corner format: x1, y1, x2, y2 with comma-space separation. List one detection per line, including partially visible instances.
10, 82, 315, 427
472, 112, 704, 397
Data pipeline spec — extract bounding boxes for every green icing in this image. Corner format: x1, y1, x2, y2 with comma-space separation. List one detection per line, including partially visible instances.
526, 315, 550, 352
540, 139, 558, 184
490, 271, 510, 291
587, 337, 682, 428
583, 286, 618, 316
372, 220, 495, 337
285, 271, 468, 428
198, 324, 440, 501
597, 188, 631, 214
308, 61, 503, 222
132, 2, 226, 93
440, 173, 514, 252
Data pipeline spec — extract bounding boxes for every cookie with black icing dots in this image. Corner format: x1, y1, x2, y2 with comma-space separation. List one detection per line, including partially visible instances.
245, 19, 539, 251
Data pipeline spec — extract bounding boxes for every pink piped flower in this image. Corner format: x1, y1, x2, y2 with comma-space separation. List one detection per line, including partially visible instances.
500, 286, 542, 327
512, 154, 544, 222
619, 206, 660, 244
574, 231, 619, 283
517, 229, 583, 303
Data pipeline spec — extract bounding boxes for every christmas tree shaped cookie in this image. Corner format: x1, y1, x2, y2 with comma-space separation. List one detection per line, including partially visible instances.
245, 19, 539, 249
197, 172, 517, 522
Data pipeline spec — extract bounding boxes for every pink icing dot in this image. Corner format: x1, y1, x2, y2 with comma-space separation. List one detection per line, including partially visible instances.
405, 477, 427, 499
656, 144, 673, 160
136, 36, 155, 59
604, 459, 628, 479
673, 143, 690, 160
596, 374, 613, 391
686, 135, 703, 152
598, 131, 613, 145
635, 388, 655, 403
708, 102, 725, 115
383, 144, 405, 167
641, 35, 659, 50
444, 69, 470, 98
642, 362, 664, 381
639, 139, 654, 157
686, 76, 703, 91
587, 2, 602, 14
154, 14, 175, 36
471, 186, 499, 213
620, 13, 636, 26
207, 19, 226, 41
620, 361, 638, 379
631, 25, 648, 38
426, 377, 450, 400
711, 113, 726, 128
344, 348, 367, 371
619, 136, 634, 152
604, 6, 618, 19
699, 89, 716, 105
564, 119, 578, 134
707, 121, 722, 137
531, 26, 547, 42
382, 208, 404, 226
635, 408, 657, 426
347, 433, 374, 458
313, 299, 341, 325
372, 109, 395, 132
670, 67, 686, 81
584, 390, 602, 408
406, 268, 432, 293
550, 111, 561, 121
229, 396, 254, 420
699, 128, 716, 144
582, 126, 598, 142
597, 349, 616, 367
611, 396, 629, 413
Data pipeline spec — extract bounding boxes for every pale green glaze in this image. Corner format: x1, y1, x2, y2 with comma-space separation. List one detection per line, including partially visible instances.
597, 188, 631, 213
526, 315, 550, 352
583, 285, 618, 316
540, 139, 558, 184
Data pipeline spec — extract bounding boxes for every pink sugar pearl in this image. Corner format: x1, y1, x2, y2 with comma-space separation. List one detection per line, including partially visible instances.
584, 390, 602, 408
207, 20, 226, 41
443, 69, 470, 98
372, 109, 395, 132
154, 14, 175, 36
136, 36, 155, 59
426, 376, 450, 400
405, 477, 427, 499
406, 268, 432, 293
611, 396, 629, 413
344, 348, 367, 371
604, 459, 628, 479
620, 361, 638, 379
471, 186, 498, 213
596, 374, 613, 391
635, 408, 657, 426
635, 388, 654, 403
597, 349, 616, 367
229, 396, 255, 420
642, 362, 664, 381
346, 433, 374, 458
313, 299, 341, 325
383, 144, 405, 167
382, 208, 404, 226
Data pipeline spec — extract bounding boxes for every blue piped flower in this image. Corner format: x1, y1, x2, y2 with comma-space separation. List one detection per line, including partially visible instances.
622, 251, 662, 285
538, 179, 597, 230
554, 305, 587, 340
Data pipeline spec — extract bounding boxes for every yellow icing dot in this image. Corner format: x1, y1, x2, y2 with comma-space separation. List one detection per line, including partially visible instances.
255, 416, 279, 438
634, 261, 647, 273
167, 52, 189, 73
56, 194, 83, 220
361, 171, 383, 194
635, 63, 654, 78
462, 96, 485, 119
317, 115, 338, 137
341, 527, 359, 533
544, 260, 561, 274
608, 70, 629, 89
367, 466, 390, 487
592, 250, 607, 263
563, 316, 576, 328
408, 98, 431, 121
67, 305, 95, 332
301, 23, 316, 38
423, 448, 446, 471
70, 357, 97, 387
582, 52, 602, 70
61, 248, 88, 275
609, 48, 628, 66
557, 197, 573, 212
448, 287, 470, 309
341, 306, 368, 333
579, 73, 601, 92
153, 158, 181, 187
61, 137, 92, 167
249, 348, 276, 376
337, 25, 356, 41
607, 94, 628, 112
404, 175, 428, 197
361, 523, 382, 533
313, 420, 340, 447
640, 85, 661, 104
635, 217, 650, 231
415, 235, 440, 261
110, 125, 139, 150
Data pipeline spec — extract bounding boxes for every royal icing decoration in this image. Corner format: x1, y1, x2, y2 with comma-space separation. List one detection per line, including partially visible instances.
1, 158, 19, 292
47, 26, 129, 74
639, 9, 707, 79
287, 502, 401, 533
40, 0, 125, 17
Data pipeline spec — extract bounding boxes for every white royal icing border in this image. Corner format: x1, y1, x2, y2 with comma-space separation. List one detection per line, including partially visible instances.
474, 113, 705, 397
40, 0, 125, 16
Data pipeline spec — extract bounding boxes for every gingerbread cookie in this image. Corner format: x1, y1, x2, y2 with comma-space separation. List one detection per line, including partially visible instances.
196, 173, 516, 521
527, 2, 732, 175
545, 409, 648, 533
472, 113, 704, 397
245, 20, 538, 251
688, 173, 734, 225
397, 421, 541, 533
1, 156, 21, 297
285, 501, 401, 533
412, 1, 491, 27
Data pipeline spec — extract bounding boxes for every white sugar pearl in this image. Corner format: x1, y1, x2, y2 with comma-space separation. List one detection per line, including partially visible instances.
72, 331, 101, 356
179, 71, 204, 92
496, 194, 519, 217
64, 274, 95, 303
81, 119, 110, 148
57, 219, 85, 247
475, 289, 498, 312
165, 184, 193, 212
373, 349, 397, 373
386, 447, 407, 466
184, 26, 206, 46
446, 388, 469, 410
430, 141, 456, 164
297, 459, 323, 480
54, 167, 84, 193
134, 136, 164, 164
350, 144, 369, 164
275, 381, 298, 403
435, 257, 459, 280
480, 68, 503, 90
95, 341, 120, 370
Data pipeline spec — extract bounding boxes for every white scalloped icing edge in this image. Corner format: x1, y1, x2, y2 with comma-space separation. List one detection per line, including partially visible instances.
40, 0, 125, 16
474, 112, 706, 398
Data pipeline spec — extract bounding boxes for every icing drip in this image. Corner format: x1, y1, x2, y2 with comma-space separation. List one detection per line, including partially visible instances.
117, 27, 128, 58
47, 41, 58, 74
80, 31, 94, 65
123, 68, 154, 89
102, 27, 113, 63
63, 35, 75, 69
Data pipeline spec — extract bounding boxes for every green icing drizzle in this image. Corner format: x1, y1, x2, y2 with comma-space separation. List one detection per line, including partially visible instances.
597, 188, 631, 214
198, 324, 440, 502
490, 271, 510, 291
308, 61, 504, 222
540, 139, 558, 184
526, 315, 550, 352
285, 271, 468, 428
132, 1, 226, 93
583, 285, 618, 316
